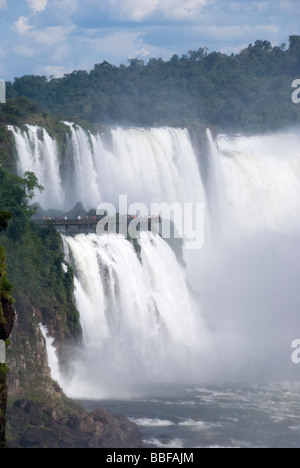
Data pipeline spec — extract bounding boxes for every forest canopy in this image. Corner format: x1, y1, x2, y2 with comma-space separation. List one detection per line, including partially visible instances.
5, 36, 300, 133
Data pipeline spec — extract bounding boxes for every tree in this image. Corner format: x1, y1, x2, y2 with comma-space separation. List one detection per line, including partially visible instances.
5, 36, 300, 132
0, 211, 12, 233
289, 35, 300, 50
0, 169, 44, 239
22, 171, 44, 204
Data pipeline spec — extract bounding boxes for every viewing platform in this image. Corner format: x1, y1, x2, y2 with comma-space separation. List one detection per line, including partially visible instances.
32, 215, 161, 233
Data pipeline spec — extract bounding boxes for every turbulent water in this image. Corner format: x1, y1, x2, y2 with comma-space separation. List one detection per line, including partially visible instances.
61, 232, 206, 398
78, 380, 300, 448
9, 124, 203, 211
214, 132, 300, 233
9, 123, 300, 446
8, 125, 64, 208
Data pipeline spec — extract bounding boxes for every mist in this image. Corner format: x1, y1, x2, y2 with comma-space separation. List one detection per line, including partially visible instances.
10, 122, 300, 397
190, 128, 300, 384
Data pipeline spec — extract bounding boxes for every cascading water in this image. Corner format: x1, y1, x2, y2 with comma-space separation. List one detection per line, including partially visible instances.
9, 121, 300, 398
63, 122, 103, 209
60, 232, 205, 398
214, 131, 300, 234
10, 124, 204, 212
8, 125, 64, 208
107, 127, 203, 207
9, 122, 208, 396
196, 129, 300, 382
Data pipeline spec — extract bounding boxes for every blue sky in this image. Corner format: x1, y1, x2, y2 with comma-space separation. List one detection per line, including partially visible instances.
0, 0, 299, 80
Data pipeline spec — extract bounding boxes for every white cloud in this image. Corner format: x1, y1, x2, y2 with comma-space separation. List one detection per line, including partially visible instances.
41, 65, 72, 77
255, 1, 270, 11
35, 25, 75, 45
0, 44, 7, 59
117, 0, 160, 21
12, 44, 36, 58
160, 0, 211, 20
50, 43, 72, 63
219, 43, 249, 55
100, 0, 210, 21
85, 30, 169, 63
12, 16, 34, 36
193, 23, 279, 41
26, 0, 48, 13
0, 64, 6, 77
51, 0, 78, 15
279, 0, 294, 10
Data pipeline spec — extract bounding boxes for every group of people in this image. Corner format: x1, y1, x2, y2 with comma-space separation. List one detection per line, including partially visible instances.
40, 214, 161, 223
126, 215, 161, 222
40, 215, 101, 223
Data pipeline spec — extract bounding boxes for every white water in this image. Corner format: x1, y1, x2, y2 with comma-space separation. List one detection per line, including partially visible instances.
39, 324, 61, 383
214, 132, 300, 235
10, 122, 300, 397
195, 129, 300, 382
10, 124, 204, 212
61, 232, 205, 398
8, 125, 64, 208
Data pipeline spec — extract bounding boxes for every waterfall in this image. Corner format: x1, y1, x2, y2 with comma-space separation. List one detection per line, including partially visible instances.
61, 232, 204, 398
107, 127, 203, 208
207, 131, 300, 235
39, 324, 61, 383
8, 125, 64, 208
10, 120, 300, 392
63, 122, 103, 210
195, 128, 300, 381
10, 124, 204, 212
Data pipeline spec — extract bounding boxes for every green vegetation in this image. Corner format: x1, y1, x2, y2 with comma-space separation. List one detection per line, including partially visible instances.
0, 125, 15, 170
0, 167, 82, 342
6, 36, 300, 133
0, 209, 14, 449
0, 246, 13, 306
0, 214, 14, 332
0, 96, 73, 159
0, 364, 9, 378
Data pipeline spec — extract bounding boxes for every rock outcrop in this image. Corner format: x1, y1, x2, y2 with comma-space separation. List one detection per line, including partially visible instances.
0, 246, 15, 448
6, 297, 144, 448
7, 400, 143, 448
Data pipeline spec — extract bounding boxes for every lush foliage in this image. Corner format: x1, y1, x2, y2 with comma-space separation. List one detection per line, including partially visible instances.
0, 211, 14, 451
6, 36, 300, 132
0, 211, 12, 234
0, 168, 81, 341
0, 97, 73, 160
0, 245, 13, 305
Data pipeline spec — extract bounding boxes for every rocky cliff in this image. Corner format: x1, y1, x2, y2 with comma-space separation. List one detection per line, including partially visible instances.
0, 102, 145, 448
5, 295, 144, 448
0, 163, 143, 448
0, 246, 15, 448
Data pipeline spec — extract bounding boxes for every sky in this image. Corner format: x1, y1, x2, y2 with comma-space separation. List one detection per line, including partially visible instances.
0, 0, 299, 81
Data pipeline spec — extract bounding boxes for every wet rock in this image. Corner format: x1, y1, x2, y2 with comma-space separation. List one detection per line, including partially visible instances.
7, 400, 145, 448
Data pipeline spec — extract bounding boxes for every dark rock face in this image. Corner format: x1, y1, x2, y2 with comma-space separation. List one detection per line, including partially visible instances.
0, 370, 8, 448
7, 298, 55, 399
8, 400, 144, 448
0, 300, 15, 341
0, 254, 15, 448
5, 297, 144, 449
0, 311, 14, 447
